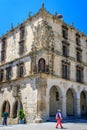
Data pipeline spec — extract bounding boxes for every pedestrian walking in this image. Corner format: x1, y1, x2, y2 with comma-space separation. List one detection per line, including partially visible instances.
2, 110, 8, 126
55, 109, 63, 129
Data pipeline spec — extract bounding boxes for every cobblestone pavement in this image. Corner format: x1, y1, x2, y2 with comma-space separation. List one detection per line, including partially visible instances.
0, 119, 87, 130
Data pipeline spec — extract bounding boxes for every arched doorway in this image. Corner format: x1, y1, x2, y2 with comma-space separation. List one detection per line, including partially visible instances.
80, 91, 87, 117
49, 86, 61, 116
66, 89, 75, 116
12, 100, 23, 118
2, 100, 10, 117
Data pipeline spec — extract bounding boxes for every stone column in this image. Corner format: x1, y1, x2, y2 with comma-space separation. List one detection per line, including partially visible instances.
61, 94, 66, 118
75, 93, 80, 117
35, 78, 47, 122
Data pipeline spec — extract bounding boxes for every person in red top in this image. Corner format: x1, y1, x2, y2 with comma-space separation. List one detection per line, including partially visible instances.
55, 109, 63, 129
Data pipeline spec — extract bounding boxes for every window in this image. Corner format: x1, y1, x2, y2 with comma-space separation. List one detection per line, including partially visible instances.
6, 67, 12, 80
0, 70, 4, 82
20, 25, 25, 41
17, 63, 24, 78
62, 25, 68, 39
76, 33, 80, 46
2, 38, 6, 50
19, 41, 24, 55
76, 47, 82, 62
76, 65, 83, 83
38, 58, 45, 72
62, 61, 70, 79
86, 40, 87, 48
1, 38, 6, 62
62, 41, 69, 57
1, 50, 6, 62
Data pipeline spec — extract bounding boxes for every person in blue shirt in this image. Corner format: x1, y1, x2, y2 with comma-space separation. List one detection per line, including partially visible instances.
2, 110, 8, 126
55, 109, 63, 129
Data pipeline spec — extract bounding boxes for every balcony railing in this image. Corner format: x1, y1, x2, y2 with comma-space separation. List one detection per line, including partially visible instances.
33, 65, 50, 74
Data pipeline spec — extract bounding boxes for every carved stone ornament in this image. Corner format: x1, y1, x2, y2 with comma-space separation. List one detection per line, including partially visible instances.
12, 86, 20, 97
33, 20, 55, 50
0, 87, 4, 93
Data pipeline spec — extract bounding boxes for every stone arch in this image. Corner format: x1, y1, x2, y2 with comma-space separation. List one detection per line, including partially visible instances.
38, 58, 45, 72
12, 100, 23, 118
49, 85, 62, 116
80, 91, 87, 117
66, 88, 76, 117
1, 100, 10, 117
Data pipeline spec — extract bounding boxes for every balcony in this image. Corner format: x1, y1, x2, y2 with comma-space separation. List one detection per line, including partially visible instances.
33, 65, 50, 74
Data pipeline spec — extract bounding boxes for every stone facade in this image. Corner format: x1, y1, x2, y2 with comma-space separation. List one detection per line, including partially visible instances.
0, 4, 87, 124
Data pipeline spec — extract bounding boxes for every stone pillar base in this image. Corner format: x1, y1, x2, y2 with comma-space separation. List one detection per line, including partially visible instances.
35, 115, 43, 123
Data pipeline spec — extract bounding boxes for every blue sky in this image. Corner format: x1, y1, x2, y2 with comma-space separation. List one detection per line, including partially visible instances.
0, 0, 87, 36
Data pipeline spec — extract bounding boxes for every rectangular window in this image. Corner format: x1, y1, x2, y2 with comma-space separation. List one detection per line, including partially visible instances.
62, 25, 68, 39
0, 70, 4, 82
19, 41, 24, 55
76, 33, 80, 46
2, 38, 6, 50
76, 68, 83, 83
17, 63, 24, 78
1, 38, 6, 62
1, 50, 6, 62
76, 48, 82, 62
6, 67, 12, 80
63, 45, 69, 57
62, 63, 70, 79
20, 26, 25, 41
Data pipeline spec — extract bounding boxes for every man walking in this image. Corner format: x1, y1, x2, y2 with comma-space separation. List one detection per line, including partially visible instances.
2, 110, 8, 126
55, 109, 63, 129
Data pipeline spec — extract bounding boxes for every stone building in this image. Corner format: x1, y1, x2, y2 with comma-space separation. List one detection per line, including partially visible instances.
0, 4, 87, 124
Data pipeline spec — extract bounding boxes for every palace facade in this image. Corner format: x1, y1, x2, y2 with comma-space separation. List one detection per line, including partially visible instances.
0, 4, 87, 124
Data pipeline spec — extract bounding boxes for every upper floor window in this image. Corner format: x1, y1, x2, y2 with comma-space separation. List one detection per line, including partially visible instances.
6, 67, 12, 80
86, 39, 87, 48
76, 47, 82, 62
1, 50, 6, 62
62, 41, 69, 57
17, 63, 25, 78
38, 58, 45, 72
0, 70, 4, 82
1, 38, 6, 62
20, 25, 25, 41
76, 33, 80, 46
2, 38, 6, 50
62, 25, 68, 39
62, 60, 70, 80
76, 65, 83, 83
19, 41, 24, 55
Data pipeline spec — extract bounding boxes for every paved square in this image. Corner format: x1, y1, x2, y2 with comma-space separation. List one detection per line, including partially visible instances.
0, 119, 87, 130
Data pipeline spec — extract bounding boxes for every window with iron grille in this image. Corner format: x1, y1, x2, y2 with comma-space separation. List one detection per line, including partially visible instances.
6, 67, 12, 80
62, 25, 68, 39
